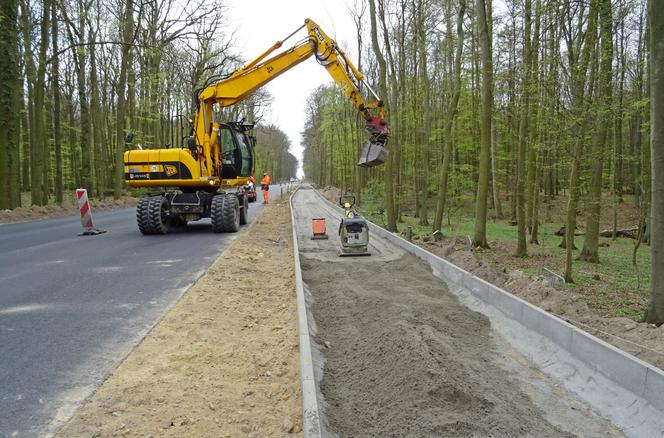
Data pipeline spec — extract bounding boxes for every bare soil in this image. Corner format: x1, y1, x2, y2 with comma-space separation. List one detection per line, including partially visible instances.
56, 198, 302, 437
0, 197, 137, 224
293, 187, 620, 437
426, 237, 664, 371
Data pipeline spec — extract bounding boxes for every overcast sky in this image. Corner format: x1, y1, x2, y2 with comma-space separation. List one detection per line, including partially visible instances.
226, 0, 360, 177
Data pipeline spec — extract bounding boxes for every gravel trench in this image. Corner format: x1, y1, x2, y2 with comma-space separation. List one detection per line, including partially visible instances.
292, 186, 621, 437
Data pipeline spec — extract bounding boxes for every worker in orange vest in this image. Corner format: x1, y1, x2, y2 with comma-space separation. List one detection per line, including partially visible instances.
260, 171, 271, 204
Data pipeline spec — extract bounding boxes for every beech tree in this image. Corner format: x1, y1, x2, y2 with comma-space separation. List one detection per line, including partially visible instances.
368, 0, 397, 232
646, 0, 664, 324
578, 0, 614, 263
473, 0, 492, 248
0, 0, 21, 209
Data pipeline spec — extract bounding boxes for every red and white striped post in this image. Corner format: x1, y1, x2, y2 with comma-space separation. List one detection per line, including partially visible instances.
76, 189, 106, 236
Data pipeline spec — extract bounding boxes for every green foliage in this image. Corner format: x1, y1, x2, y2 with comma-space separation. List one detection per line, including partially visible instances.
445, 165, 475, 221
359, 178, 385, 215
129, 187, 148, 198
608, 308, 644, 321
253, 125, 297, 181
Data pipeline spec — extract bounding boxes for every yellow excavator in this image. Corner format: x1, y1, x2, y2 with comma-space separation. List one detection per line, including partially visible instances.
124, 18, 389, 234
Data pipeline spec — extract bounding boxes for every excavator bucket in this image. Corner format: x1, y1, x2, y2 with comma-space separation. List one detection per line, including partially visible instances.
357, 141, 388, 167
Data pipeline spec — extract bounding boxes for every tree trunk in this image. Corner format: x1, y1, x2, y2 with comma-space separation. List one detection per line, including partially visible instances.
515, 0, 532, 257
73, 0, 92, 195
20, 93, 29, 193
114, 0, 133, 198
0, 0, 21, 209
490, 121, 503, 219
21, 0, 45, 205
646, 0, 664, 324
35, 0, 50, 205
51, 0, 63, 204
89, 25, 104, 196
434, 0, 465, 233
564, 0, 598, 282
578, 0, 613, 263
473, 0, 492, 248
368, 0, 396, 231
416, 0, 430, 227
527, 0, 542, 243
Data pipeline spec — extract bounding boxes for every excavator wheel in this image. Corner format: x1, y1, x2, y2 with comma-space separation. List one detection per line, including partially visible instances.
137, 195, 171, 235
221, 194, 240, 232
210, 194, 225, 233
239, 195, 248, 225
211, 193, 240, 233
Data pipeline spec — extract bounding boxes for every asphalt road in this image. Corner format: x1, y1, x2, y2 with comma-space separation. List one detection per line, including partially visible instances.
0, 188, 285, 437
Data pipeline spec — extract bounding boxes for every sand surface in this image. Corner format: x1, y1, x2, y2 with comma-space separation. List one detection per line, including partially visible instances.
57, 198, 302, 437
292, 186, 622, 437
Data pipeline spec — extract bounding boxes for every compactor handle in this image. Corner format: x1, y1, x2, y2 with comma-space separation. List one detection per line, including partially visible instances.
339, 195, 356, 208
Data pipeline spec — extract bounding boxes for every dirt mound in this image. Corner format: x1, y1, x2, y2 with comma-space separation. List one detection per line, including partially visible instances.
57, 199, 302, 437
317, 186, 341, 205
427, 239, 664, 371
0, 197, 137, 224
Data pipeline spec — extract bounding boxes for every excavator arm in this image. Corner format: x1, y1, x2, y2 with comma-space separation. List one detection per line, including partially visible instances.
193, 18, 389, 176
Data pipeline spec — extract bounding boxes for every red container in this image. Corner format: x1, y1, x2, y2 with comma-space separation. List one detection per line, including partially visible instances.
311, 218, 328, 239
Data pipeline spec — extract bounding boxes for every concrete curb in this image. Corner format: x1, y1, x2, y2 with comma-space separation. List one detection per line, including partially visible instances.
312, 188, 664, 437
289, 187, 323, 438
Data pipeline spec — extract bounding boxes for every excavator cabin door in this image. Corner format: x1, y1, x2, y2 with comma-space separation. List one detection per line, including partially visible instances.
218, 124, 254, 180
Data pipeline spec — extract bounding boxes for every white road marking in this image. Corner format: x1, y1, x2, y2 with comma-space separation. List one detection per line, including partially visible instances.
0, 304, 53, 315
42, 260, 65, 265
117, 303, 139, 311
147, 259, 184, 264
91, 266, 124, 273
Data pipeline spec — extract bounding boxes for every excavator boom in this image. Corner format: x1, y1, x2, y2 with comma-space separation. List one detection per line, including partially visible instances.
193, 18, 389, 174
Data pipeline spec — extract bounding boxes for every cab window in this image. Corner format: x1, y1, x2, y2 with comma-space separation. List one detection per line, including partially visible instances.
219, 127, 235, 166
233, 131, 253, 176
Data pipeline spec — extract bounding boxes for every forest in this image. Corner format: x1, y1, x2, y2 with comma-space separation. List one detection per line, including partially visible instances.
0, 0, 662, 323
301, 0, 663, 323
0, 0, 298, 209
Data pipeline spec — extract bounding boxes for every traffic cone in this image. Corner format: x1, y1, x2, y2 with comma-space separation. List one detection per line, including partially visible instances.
76, 189, 107, 236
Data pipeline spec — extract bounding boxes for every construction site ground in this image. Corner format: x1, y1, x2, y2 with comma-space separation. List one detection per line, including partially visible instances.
292, 186, 621, 437
51, 186, 630, 436
57, 196, 302, 437
318, 186, 664, 371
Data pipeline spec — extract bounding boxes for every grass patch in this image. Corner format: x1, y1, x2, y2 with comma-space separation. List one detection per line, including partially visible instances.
358, 202, 651, 321
608, 307, 645, 321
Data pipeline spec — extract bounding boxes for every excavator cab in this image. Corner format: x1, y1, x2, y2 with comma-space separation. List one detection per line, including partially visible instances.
218, 122, 254, 180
